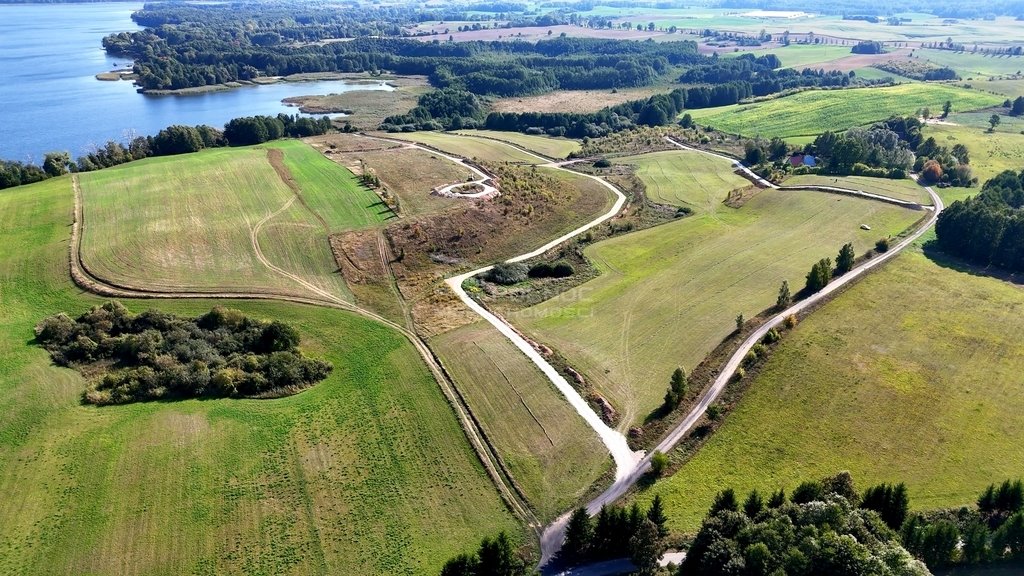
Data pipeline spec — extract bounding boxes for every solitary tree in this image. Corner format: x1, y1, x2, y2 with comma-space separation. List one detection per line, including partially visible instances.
804, 258, 833, 293
921, 107, 931, 121
942, 99, 953, 118
989, 114, 1002, 132
836, 243, 856, 275
670, 367, 687, 399
650, 451, 669, 476
735, 313, 745, 331
776, 280, 792, 310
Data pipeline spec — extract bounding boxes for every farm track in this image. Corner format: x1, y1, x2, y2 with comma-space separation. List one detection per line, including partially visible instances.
69, 174, 541, 539
413, 135, 941, 567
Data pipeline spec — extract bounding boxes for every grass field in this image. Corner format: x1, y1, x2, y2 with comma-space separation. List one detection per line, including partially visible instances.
455, 130, 582, 159
432, 321, 611, 521
79, 142, 387, 301
513, 150, 922, 427
686, 84, 1002, 138
491, 87, 667, 115
267, 140, 394, 231
925, 123, 1024, 184
383, 132, 543, 163
0, 177, 519, 575
783, 174, 933, 205
616, 150, 750, 210
632, 248, 1024, 534
918, 49, 1024, 79
759, 44, 856, 70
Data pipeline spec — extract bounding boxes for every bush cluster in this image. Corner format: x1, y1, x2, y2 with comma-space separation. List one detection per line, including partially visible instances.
485, 262, 529, 285
528, 261, 574, 279
34, 302, 332, 405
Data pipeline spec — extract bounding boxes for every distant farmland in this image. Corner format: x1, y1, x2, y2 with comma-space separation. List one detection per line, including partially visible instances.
686, 83, 1002, 138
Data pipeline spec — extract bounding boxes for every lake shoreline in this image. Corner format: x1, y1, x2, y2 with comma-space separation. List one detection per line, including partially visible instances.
133, 72, 398, 96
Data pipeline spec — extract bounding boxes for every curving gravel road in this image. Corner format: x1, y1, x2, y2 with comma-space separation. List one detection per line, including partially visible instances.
439, 137, 944, 567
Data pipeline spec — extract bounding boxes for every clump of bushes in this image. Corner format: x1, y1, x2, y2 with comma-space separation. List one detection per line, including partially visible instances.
35, 302, 332, 405
528, 261, 574, 279
485, 262, 529, 285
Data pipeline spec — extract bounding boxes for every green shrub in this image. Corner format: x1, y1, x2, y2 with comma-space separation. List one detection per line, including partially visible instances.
593, 158, 612, 168
876, 237, 891, 252
486, 262, 529, 285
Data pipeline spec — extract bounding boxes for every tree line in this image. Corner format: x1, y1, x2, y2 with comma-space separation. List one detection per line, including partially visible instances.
685, 470, 1024, 574
34, 302, 332, 405
0, 114, 331, 191
935, 168, 1024, 272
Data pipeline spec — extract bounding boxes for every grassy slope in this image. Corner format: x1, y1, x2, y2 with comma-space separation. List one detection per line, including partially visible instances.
455, 130, 582, 159
768, 44, 857, 70
686, 84, 1002, 138
514, 151, 921, 427
79, 142, 386, 302
783, 174, 933, 205
633, 248, 1024, 533
925, 123, 1024, 184
432, 321, 610, 521
617, 150, 750, 211
0, 177, 518, 576
267, 140, 392, 232
384, 132, 543, 163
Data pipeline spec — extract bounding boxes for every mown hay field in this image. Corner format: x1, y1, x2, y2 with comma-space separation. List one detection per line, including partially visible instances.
455, 130, 582, 159
383, 131, 544, 163
0, 178, 519, 576
686, 84, 1002, 138
513, 150, 923, 427
632, 248, 1024, 534
78, 141, 387, 301
432, 321, 611, 522
783, 174, 933, 205
926, 123, 1024, 185
918, 49, 1024, 78
616, 150, 750, 211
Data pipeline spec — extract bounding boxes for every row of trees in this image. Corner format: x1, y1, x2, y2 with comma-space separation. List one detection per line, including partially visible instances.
0, 114, 331, 191
439, 532, 533, 576
557, 497, 669, 574
35, 303, 332, 405
804, 243, 857, 293
935, 168, 1024, 271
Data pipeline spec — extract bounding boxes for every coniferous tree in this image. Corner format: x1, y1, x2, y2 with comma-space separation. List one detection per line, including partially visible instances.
647, 495, 669, 538
836, 243, 856, 275
776, 280, 792, 310
560, 508, 593, 566
743, 490, 764, 518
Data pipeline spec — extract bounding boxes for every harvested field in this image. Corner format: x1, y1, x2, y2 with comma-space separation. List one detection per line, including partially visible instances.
491, 88, 669, 115
0, 177, 520, 576
432, 321, 611, 521
383, 131, 544, 163
686, 83, 1002, 138
783, 174, 933, 205
615, 149, 750, 210
455, 130, 582, 159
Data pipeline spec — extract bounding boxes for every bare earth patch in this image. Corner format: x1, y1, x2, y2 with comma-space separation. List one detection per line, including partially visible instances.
492, 88, 670, 114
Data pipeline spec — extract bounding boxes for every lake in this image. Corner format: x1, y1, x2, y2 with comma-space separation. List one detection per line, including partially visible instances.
0, 3, 393, 162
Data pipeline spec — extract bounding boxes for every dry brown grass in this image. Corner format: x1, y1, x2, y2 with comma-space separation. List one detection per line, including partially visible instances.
492, 87, 668, 114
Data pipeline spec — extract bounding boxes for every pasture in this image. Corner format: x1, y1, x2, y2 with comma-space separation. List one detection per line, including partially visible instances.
633, 249, 1024, 533
783, 174, 933, 205
78, 142, 386, 301
432, 321, 611, 521
925, 123, 1024, 185
383, 131, 543, 163
455, 130, 582, 159
918, 49, 1024, 79
685, 83, 1001, 138
0, 178, 519, 576
615, 150, 750, 211
513, 150, 922, 427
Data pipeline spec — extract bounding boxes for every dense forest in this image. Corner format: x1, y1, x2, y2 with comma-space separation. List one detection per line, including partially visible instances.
103, 3, 703, 94
35, 302, 332, 405
935, 168, 1024, 271
0, 113, 331, 190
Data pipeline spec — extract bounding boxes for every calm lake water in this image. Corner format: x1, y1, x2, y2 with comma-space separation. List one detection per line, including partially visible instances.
0, 3, 392, 162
